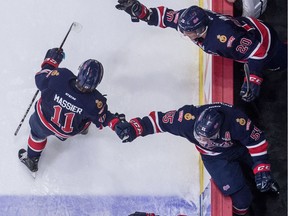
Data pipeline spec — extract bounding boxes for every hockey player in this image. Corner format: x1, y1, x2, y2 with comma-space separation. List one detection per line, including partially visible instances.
18, 48, 124, 175
115, 0, 287, 102
114, 102, 279, 216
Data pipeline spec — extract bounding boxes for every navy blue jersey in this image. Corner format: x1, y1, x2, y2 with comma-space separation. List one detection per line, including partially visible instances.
34, 67, 116, 139
146, 6, 286, 76
132, 103, 268, 166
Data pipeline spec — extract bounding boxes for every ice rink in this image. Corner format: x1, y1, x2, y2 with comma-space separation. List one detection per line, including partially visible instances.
0, 0, 201, 215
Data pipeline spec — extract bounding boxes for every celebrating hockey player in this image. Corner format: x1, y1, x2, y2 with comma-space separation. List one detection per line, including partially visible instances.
115, 0, 287, 102
18, 48, 124, 176
114, 102, 279, 216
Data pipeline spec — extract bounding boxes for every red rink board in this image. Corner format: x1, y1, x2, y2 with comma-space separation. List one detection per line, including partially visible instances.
211, 1, 233, 216
212, 0, 234, 104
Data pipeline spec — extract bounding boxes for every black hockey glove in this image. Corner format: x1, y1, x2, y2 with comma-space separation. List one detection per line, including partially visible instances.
41, 48, 65, 69
115, 118, 143, 143
240, 74, 263, 102
115, 122, 136, 143
115, 0, 150, 22
253, 162, 279, 194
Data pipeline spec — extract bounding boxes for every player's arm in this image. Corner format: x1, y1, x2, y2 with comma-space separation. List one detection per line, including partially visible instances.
231, 108, 279, 193
114, 105, 194, 143
89, 94, 126, 130
35, 48, 65, 91
115, 0, 184, 30
229, 17, 267, 102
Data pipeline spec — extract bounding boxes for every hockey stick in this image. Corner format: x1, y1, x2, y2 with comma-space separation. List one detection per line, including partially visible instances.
14, 22, 82, 136
243, 63, 261, 118
243, 63, 251, 98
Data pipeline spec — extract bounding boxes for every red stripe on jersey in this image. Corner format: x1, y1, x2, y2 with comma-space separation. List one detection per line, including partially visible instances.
28, 135, 47, 152
242, 24, 254, 31
35, 69, 51, 75
36, 98, 71, 139
247, 140, 268, 155
148, 111, 161, 133
156, 6, 166, 28
248, 17, 271, 59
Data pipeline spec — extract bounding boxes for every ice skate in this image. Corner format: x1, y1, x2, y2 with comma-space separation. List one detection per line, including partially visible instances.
18, 148, 39, 178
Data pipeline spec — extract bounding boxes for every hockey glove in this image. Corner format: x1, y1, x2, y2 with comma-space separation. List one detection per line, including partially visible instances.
108, 113, 127, 130
41, 48, 65, 69
115, 118, 143, 143
253, 162, 279, 193
240, 74, 263, 102
115, 0, 150, 22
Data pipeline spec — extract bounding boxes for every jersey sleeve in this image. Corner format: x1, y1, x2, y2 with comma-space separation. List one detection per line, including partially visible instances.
87, 93, 119, 130
35, 69, 55, 91
230, 108, 269, 164
235, 17, 272, 76
132, 105, 196, 138
147, 6, 185, 30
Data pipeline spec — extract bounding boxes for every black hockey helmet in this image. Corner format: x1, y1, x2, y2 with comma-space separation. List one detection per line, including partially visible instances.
194, 108, 223, 139
178, 6, 209, 37
76, 59, 104, 92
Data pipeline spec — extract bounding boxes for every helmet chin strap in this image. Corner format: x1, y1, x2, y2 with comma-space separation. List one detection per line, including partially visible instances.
196, 26, 208, 38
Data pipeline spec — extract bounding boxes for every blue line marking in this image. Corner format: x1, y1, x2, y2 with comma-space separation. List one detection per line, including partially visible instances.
0, 195, 197, 216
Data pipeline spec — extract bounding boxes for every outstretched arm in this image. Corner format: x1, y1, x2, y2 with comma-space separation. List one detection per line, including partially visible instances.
115, 0, 185, 30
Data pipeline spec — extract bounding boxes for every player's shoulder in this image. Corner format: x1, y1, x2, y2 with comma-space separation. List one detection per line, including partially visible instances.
55, 68, 75, 77
78, 89, 107, 113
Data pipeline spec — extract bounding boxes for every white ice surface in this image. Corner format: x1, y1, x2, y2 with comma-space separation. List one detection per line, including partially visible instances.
0, 0, 200, 204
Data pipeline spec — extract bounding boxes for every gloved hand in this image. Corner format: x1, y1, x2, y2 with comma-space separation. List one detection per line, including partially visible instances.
253, 162, 279, 193
240, 74, 263, 102
115, 121, 136, 143
115, 0, 150, 22
41, 48, 65, 69
115, 118, 143, 143
107, 113, 126, 130
115, 112, 126, 123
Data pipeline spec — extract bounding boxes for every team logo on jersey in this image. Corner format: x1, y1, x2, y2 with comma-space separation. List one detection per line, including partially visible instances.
96, 100, 103, 109
223, 184, 230, 191
184, 113, 195, 121
236, 118, 246, 126
51, 70, 59, 76
217, 35, 227, 43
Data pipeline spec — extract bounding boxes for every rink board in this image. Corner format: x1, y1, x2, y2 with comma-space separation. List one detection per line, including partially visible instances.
0, 195, 197, 216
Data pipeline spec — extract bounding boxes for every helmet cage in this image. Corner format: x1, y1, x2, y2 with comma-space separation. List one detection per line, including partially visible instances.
76, 59, 104, 92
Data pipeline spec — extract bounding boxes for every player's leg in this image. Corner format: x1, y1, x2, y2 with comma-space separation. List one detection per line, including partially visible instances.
18, 112, 53, 172
202, 154, 252, 215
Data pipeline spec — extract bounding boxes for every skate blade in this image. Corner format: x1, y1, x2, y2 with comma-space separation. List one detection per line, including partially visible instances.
19, 160, 37, 179
30, 171, 37, 179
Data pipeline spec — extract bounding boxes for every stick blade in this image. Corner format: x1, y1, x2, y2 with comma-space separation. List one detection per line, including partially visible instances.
72, 22, 83, 33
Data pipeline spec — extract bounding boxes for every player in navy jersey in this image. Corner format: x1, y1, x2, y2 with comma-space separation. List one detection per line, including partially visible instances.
115, 1, 287, 102
18, 48, 124, 174
114, 102, 279, 216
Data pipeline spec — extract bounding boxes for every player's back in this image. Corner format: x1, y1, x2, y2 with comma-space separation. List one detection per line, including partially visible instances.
36, 68, 105, 136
